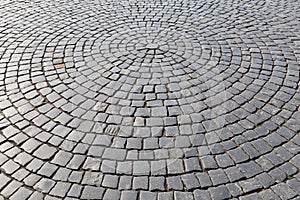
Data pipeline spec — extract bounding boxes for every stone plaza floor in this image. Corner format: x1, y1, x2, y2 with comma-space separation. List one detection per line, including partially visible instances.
0, 0, 300, 199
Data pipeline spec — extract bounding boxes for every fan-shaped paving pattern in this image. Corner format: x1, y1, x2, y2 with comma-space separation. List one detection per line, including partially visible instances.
0, 0, 299, 199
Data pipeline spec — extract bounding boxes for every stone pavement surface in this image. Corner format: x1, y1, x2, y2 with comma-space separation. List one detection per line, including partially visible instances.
0, 0, 299, 199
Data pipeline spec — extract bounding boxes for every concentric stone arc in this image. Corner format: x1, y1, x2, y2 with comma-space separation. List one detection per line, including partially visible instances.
0, 0, 299, 199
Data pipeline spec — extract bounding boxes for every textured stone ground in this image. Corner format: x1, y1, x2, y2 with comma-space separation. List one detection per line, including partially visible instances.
0, 0, 300, 199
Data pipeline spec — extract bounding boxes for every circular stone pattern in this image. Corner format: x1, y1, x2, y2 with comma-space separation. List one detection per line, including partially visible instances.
0, 0, 299, 199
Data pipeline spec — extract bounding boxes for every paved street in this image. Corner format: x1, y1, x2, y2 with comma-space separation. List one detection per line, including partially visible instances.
0, 0, 299, 199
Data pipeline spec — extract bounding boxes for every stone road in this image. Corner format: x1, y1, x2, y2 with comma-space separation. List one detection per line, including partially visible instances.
0, 0, 299, 199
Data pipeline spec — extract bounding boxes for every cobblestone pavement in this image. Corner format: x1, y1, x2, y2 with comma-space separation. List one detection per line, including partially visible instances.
0, 0, 299, 199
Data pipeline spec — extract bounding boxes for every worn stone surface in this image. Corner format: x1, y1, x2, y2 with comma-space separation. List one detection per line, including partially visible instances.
0, 0, 299, 199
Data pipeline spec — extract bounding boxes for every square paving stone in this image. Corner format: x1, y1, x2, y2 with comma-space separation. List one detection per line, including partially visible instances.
119, 176, 132, 190
227, 147, 249, 163
144, 138, 159, 149
81, 186, 105, 200
237, 161, 263, 178
268, 168, 287, 182
194, 189, 211, 200
51, 151, 73, 166
166, 176, 183, 190
33, 144, 56, 160
81, 171, 103, 187
272, 183, 298, 199
287, 179, 300, 194
175, 136, 191, 148
150, 160, 166, 175
117, 161, 132, 175
239, 193, 262, 200
149, 177, 165, 191
239, 178, 263, 193
120, 191, 138, 200
174, 191, 194, 200
102, 148, 126, 161
67, 184, 83, 198
34, 178, 55, 193
68, 171, 83, 183
258, 190, 281, 200
49, 182, 71, 197
1, 160, 20, 175
23, 174, 41, 187
200, 155, 218, 170
226, 183, 243, 197
132, 176, 148, 190
184, 157, 202, 172
103, 189, 120, 200
181, 174, 200, 190
11, 168, 30, 181
53, 168, 71, 181
66, 155, 85, 170
158, 192, 174, 200
167, 159, 184, 174
102, 174, 119, 188
256, 173, 276, 188
196, 172, 213, 188
208, 169, 230, 185
208, 186, 231, 200
38, 162, 58, 177
215, 154, 234, 168
133, 161, 150, 175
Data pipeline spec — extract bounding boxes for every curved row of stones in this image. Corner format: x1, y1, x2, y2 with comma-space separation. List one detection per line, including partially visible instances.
0, 0, 299, 199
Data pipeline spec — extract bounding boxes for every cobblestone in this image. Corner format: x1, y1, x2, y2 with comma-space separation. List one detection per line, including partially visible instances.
209, 186, 231, 200
0, 0, 299, 199
166, 176, 183, 191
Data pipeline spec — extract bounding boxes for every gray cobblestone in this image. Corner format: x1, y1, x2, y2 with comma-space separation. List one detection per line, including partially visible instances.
272, 183, 297, 199
0, 0, 299, 199
49, 182, 71, 197
167, 176, 183, 190
103, 189, 120, 200
200, 156, 218, 170
120, 191, 138, 200
149, 177, 165, 191
81, 186, 105, 199
32, 144, 56, 160
226, 183, 243, 197
102, 175, 118, 188
181, 173, 200, 190
133, 161, 150, 175
239, 178, 263, 193
209, 186, 231, 200
132, 176, 149, 190
258, 189, 281, 200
